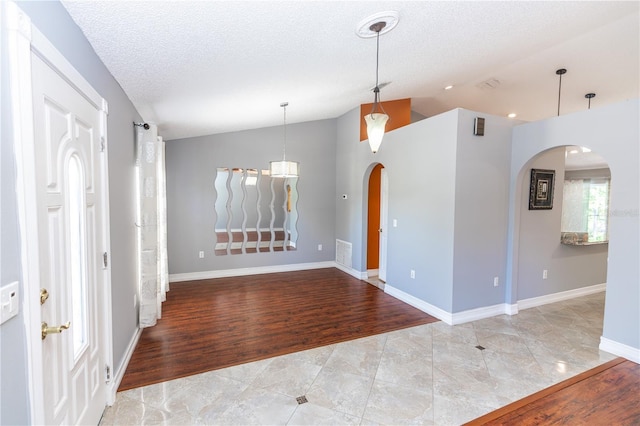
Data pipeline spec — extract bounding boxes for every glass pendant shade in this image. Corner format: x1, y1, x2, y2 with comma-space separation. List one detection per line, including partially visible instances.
365, 113, 389, 153
269, 160, 299, 178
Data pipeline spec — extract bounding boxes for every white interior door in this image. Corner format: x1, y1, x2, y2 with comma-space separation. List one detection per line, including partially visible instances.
379, 168, 388, 282
31, 52, 106, 425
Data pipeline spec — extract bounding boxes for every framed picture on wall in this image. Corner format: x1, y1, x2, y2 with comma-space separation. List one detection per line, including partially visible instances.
529, 168, 555, 210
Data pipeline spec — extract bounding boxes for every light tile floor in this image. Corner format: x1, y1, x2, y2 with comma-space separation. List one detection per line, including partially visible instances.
100, 292, 616, 425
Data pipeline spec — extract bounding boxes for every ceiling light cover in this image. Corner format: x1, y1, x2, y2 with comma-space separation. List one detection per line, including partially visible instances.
365, 113, 389, 153
269, 102, 299, 178
269, 160, 299, 178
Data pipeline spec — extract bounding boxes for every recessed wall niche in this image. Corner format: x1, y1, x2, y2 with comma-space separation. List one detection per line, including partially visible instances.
214, 167, 298, 255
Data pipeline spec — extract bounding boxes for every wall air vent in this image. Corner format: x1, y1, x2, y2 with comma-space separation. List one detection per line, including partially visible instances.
336, 239, 353, 269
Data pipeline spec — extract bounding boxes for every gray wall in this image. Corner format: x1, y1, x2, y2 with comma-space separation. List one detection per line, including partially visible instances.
509, 99, 639, 350
166, 119, 336, 274
2, 3, 142, 421
1, 10, 30, 422
452, 109, 513, 312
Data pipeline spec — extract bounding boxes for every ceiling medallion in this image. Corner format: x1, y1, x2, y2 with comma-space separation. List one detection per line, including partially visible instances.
356, 11, 399, 38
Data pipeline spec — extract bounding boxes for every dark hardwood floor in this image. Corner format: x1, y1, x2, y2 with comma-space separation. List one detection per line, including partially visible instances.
467, 357, 640, 425
118, 267, 438, 391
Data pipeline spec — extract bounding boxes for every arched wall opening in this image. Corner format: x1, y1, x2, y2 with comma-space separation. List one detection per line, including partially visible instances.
511, 145, 610, 306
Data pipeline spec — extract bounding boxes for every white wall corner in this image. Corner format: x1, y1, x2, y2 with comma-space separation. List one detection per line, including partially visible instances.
107, 327, 142, 405
169, 261, 338, 283
384, 285, 453, 325
518, 283, 606, 310
505, 303, 519, 315
599, 337, 640, 364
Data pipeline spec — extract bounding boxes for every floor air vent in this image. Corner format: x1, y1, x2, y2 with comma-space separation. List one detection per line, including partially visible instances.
296, 396, 308, 404
335, 239, 352, 269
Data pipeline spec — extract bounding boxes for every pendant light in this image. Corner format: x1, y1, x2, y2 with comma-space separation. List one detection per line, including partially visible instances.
365, 21, 389, 154
585, 93, 596, 109
269, 102, 299, 178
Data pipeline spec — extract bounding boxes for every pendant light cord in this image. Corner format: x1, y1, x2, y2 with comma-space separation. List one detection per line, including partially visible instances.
370, 24, 387, 117
281, 102, 287, 161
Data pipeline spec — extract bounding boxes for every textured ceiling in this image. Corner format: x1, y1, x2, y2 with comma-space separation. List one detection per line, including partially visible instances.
60, 1, 639, 140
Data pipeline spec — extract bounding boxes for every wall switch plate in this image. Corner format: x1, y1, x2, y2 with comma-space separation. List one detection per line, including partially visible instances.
0, 282, 20, 325
199, 251, 205, 259
494, 277, 499, 287
318, 244, 323, 251
410, 270, 415, 279
393, 219, 398, 227
543, 269, 548, 279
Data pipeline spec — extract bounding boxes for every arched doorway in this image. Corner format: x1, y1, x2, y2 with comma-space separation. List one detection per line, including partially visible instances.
365, 163, 387, 289
513, 145, 610, 303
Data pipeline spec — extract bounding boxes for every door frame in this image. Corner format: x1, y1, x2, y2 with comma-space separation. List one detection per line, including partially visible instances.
378, 168, 388, 282
5, 2, 114, 422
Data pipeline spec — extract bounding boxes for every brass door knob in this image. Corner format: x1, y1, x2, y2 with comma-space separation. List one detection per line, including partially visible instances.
41, 321, 70, 340
40, 288, 49, 305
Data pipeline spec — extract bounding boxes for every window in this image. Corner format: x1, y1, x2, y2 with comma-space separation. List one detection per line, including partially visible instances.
561, 177, 610, 243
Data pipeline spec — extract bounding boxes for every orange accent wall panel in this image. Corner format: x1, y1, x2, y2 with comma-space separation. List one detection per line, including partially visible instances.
367, 164, 383, 269
360, 98, 411, 142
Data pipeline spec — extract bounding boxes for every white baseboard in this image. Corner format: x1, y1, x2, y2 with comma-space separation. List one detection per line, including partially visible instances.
505, 304, 519, 315
335, 263, 368, 280
518, 283, 606, 310
367, 269, 379, 278
106, 327, 142, 405
169, 261, 336, 283
384, 284, 453, 325
600, 337, 640, 363
384, 284, 606, 326
450, 303, 512, 325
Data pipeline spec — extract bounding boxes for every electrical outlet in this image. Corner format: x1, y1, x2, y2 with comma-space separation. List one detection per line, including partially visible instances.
393, 219, 398, 227
318, 244, 323, 251
543, 269, 548, 279
410, 270, 415, 279
199, 251, 205, 259
493, 277, 499, 287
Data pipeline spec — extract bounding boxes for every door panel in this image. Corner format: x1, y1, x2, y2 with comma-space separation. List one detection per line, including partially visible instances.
32, 51, 105, 425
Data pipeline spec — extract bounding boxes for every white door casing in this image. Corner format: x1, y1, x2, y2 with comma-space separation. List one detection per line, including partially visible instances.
379, 168, 388, 282
6, 2, 113, 423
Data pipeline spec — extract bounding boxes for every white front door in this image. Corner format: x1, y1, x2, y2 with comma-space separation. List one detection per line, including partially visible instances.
31, 51, 106, 425
379, 168, 388, 282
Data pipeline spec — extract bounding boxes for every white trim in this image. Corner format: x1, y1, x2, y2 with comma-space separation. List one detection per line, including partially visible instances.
384, 284, 454, 325
600, 337, 640, 363
99, 98, 114, 401
169, 261, 336, 283
7, 3, 44, 423
517, 283, 606, 310
334, 263, 368, 280
450, 303, 511, 325
505, 303, 519, 315
106, 328, 142, 405
367, 269, 379, 278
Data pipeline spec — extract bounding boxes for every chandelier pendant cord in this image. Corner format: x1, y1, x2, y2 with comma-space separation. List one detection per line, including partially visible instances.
370, 27, 387, 118
281, 102, 288, 161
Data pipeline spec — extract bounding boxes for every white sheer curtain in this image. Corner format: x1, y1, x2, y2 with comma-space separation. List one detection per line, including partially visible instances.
136, 124, 169, 328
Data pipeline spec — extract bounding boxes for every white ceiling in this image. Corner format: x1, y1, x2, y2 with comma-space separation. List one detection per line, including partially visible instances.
60, 1, 640, 141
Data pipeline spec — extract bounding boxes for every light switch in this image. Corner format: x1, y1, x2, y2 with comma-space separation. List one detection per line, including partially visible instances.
0, 282, 20, 325
393, 219, 398, 227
